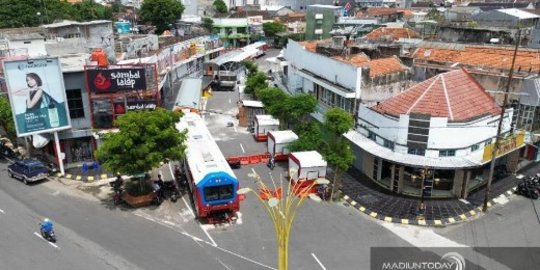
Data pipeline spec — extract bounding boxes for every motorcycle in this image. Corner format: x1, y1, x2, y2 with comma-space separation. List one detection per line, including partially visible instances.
40, 227, 56, 243
516, 180, 540, 200
163, 181, 179, 202
112, 188, 123, 205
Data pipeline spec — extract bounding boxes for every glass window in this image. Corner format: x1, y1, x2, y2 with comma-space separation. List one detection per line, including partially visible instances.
368, 131, 376, 141
408, 148, 425, 156
92, 99, 113, 129
383, 139, 394, 150
484, 139, 492, 147
439, 150, 456, 157
67, 89, 85, 119
471, 144, 479, 152
204, 184, 234, 201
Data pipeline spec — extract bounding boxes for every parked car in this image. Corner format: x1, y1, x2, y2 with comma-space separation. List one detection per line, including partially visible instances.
7, 159, 50, 184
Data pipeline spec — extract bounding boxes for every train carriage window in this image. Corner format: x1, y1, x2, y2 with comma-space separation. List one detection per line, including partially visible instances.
219, 185, 233, 200
204, 187, 220, 201
204, 184, 234, 201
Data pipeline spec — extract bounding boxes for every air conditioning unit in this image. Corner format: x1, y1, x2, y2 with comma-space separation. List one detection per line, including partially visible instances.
315, 14, 323, 19
314, 29, 323, 35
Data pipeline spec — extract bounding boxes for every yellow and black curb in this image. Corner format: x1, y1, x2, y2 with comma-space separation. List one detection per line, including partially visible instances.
54, 173, 113, 183
342, 186, 517, 226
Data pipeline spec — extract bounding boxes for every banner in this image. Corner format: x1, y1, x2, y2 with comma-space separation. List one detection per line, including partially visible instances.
86, 68, 146, 93
482, 131, 525, 162
3, 58, 71, 137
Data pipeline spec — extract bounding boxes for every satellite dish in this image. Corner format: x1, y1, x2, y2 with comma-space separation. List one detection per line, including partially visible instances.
32, 134, 50, 149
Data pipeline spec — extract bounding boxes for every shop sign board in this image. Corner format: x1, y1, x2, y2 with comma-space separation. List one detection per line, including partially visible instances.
3, 57, 71, 137
482, 131, 525, 162
86, 67, 146, 93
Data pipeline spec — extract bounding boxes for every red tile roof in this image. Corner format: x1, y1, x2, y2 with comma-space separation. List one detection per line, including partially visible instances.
364, 27, 420, 42
413, 46, 540, 73
333, 54, 407, 78
371, 69, 501, 122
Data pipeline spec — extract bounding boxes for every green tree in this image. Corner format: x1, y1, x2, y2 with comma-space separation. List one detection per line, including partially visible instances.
244, 71, 268, 95
322, 108, 355, 201
242, 60, 258, 76
426, 8, 444, 23
288, 122, 323, 152
72, 0, 114, 21
140, 0, 184, 34
202, 17, 214, 32
256, 87, 286, 109
286, 94, 317, 126
213, 0, 227, 13
95, 108, 187, 194
0, 96, 16, 139
263, 21, 286, 37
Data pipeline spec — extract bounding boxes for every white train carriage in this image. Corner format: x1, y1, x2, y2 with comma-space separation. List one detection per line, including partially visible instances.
176, 112, 240, 221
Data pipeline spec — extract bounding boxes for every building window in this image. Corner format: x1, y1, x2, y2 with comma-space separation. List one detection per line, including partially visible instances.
67, 89, 85, 119
383, 139, 394, 150
471, 144, 479, 152
439, 150, 456, 157
368, 131, 376, 141
408, 148, 425, 156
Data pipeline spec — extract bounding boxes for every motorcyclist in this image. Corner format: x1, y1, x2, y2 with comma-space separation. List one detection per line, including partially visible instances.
40, 218, 54, 236
174, 165, 181, 181
156, 174, 165, 198
111, 173, 124, 192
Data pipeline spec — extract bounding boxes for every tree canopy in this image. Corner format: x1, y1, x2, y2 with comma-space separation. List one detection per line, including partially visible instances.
242, 60, 258, 76
321, 108, 355, 200
213, 0, 228, 13
202, 17, 214, 32
0, 96, 16, 139
95, 108, 187, 176
263, 21, 286, 37
244, 71, 268, 95
0, 0, 114, 28
140, 0, 184, 34
289, 122, 323, 152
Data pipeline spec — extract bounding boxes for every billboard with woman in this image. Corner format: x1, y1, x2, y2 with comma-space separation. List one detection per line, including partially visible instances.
3, 57, 71, 137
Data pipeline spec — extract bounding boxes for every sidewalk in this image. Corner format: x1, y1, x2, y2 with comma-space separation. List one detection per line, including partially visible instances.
340, 163, 538, 226
55, 165, 114, 183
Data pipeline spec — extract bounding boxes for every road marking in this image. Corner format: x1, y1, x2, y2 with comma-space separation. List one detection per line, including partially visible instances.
34, 232, 59, 249
311, 253, 327, 270
228, 98, 231, 104
380, 222, 467, 247
51, 191, 60, 196
201, 223, 218, 247
240, 143, 245, 153
217, 258, 233, 270
211, 243, 276, 270
459, 199, 470, 205
0, 209, 4, 214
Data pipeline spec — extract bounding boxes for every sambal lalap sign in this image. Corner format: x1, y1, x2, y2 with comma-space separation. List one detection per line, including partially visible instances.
86, 68, 146, 93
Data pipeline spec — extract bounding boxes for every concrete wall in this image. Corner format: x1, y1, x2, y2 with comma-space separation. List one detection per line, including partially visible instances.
305, 7, 339, 40
9, 39, 47, 57
356, 105, 514, 161
62, 72, 92, 130
46, 38, 87, 55
285, 40, 360, 93
120, 35, 159, 58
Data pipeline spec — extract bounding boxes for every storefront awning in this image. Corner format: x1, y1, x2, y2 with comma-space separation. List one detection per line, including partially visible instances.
345, 130, 484, 169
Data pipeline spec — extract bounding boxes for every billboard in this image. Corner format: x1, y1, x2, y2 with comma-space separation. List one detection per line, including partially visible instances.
86, 67, 147, 93
3, 57, 71, 137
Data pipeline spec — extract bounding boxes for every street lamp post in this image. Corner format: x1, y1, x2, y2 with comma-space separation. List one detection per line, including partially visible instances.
238, 169, 329, 270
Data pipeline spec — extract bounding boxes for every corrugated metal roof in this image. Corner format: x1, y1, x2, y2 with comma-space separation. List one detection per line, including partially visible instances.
242, 100, 264, 107
290, 151, 327, 168
255, 115, 279, 126
269, 130, 298, 144
344, 130, 482, 169
175, 78, 202, 109
496, 8, 539, 19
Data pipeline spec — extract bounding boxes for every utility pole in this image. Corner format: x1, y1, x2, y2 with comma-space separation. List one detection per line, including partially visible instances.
483, 29, 521, 212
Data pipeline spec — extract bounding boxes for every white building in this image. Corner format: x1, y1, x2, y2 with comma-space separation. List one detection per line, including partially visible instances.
283, 39, 410, 122
345, 69, 526, 199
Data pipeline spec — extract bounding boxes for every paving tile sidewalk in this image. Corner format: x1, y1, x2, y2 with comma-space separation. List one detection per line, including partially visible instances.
340, 163, 539, 226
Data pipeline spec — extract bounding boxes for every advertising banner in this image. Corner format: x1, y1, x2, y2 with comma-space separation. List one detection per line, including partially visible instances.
86, 67, 146, 93
3, 57, 71, 137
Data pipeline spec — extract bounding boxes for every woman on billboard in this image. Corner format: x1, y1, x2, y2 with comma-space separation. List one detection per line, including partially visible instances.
12, 72, 61, 130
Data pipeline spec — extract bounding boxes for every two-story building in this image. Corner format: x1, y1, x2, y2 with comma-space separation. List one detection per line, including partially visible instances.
345, 69, 525, 199
283, 39, 412, 121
